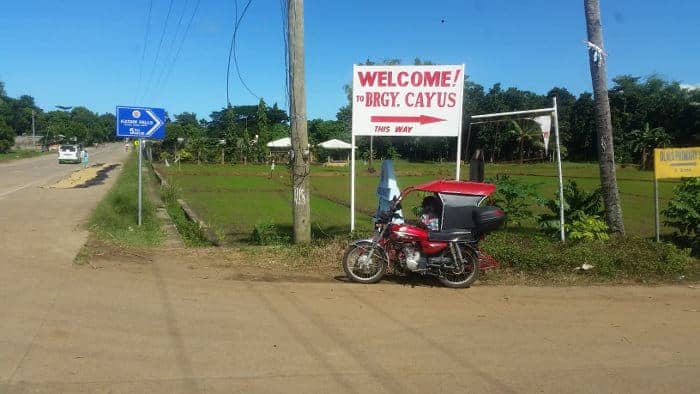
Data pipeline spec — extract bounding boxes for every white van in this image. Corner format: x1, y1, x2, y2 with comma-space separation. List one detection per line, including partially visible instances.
58, 144, 81, 164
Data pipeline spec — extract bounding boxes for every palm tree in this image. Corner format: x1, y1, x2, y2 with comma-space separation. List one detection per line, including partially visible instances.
630, 123, 671, 170
508, 120, 540, 163
584, 0, 625, 235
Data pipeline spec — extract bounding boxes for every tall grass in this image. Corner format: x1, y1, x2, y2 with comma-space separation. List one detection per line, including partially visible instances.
89, 154, 163, 246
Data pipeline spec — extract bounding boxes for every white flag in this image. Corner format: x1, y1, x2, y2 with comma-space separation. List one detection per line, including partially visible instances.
533, 115, 552, 154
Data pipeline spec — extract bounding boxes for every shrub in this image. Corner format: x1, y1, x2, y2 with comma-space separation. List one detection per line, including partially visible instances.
0, 119, 13, 153
539, 180, 604, 237
251, 220, 292, 245
566, 214, 609, 241
663, 177, 699, 254
488, 174, 540, 227
481, 231, 697, 281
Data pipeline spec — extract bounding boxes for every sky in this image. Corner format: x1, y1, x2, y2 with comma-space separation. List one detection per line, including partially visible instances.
1, 0, 698, 121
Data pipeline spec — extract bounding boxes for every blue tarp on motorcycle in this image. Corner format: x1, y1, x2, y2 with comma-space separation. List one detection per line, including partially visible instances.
375, 160, 404, 223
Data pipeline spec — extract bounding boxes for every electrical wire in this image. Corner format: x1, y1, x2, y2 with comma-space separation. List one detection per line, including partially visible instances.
226, 0, 256, 106
280, 0, 290, 113
141, 0, 175, 103
152, 0, 200, 98
135, 0, 154, 103
232, 1, 258, 100
150, 0, 190, 96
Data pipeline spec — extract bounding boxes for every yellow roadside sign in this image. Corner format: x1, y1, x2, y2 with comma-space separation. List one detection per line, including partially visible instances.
654, 147, 700, 179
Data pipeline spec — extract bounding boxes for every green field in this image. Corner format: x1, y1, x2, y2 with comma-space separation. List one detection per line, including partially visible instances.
156, 160, 681, 245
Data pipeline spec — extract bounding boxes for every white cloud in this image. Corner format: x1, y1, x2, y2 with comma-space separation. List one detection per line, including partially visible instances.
680, 83, 700, 91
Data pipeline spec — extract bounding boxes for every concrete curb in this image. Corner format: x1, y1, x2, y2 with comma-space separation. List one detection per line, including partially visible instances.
151, 164, 220, 246
176, 198, 220, 246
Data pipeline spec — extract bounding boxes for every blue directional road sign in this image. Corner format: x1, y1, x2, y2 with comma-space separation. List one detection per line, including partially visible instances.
116, 106, 166, 139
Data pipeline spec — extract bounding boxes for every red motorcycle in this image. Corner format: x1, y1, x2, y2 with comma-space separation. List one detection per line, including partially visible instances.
342, 180, 505, 288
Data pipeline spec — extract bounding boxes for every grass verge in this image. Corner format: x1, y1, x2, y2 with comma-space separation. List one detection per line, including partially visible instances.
0, 149, 50, 162
480, 230, 699, 284
231, 230, 699, 285
160, 182, 213, 246
88, 154, 164, 247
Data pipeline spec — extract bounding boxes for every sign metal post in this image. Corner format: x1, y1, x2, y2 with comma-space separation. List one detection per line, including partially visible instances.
116, 106, 166, 226
138, 138, 143, 226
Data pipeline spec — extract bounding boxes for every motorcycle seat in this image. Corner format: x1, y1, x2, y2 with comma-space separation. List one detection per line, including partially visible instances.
428, 229, 474, 242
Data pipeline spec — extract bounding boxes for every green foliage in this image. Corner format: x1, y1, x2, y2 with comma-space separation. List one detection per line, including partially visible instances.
663, 177, 700, 254
386, 144, 400, 160
251, 220, 292, 245
566, 214, 610, 241
488, 174, 540, 227
538, 180, 604, 236
0, 118, 13, 153
629, 123, 671, 170
482, 231, 697, 281
0, 149, 48, 162
507, 119, 544, 162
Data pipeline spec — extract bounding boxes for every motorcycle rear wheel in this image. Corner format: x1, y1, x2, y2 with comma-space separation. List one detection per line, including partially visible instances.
342, 241, 387, 284
439, 245, 479, 288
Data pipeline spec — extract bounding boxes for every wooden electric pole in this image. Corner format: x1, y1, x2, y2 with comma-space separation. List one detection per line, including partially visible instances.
288, 0, 311, 243
584, 0, 625, 235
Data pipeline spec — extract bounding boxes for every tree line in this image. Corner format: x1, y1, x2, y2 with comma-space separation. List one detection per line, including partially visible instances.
0, 81, 117, 153
2, 75, 697, 167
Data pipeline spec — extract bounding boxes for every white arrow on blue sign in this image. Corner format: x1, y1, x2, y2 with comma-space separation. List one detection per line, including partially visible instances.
116, 106, 166, 139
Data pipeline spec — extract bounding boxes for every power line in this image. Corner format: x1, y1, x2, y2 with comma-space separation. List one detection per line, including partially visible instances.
141, 0, 176, 103
232, 1, 259, 100
226, 0, 256, 106
150, 0, 191, 99
155, 0, 201, 96
280, 0, 290, 114
135, 0, 154, 103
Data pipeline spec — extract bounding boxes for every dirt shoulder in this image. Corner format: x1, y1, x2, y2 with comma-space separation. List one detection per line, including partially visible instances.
79, 235, 699, 287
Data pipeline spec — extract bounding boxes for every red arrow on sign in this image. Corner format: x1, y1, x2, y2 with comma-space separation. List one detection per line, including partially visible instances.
371, 115, 446, 125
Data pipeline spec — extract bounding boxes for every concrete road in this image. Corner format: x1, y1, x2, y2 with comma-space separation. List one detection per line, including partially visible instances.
1, 146, 699, 393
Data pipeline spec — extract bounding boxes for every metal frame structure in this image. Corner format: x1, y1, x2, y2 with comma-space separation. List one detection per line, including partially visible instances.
349, 97, 566, 242
466, 97, 565, 241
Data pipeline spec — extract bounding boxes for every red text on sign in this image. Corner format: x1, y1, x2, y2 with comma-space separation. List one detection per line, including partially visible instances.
363, 92, 400, 107
405, 92, 457, 108
357, 70, 461, 88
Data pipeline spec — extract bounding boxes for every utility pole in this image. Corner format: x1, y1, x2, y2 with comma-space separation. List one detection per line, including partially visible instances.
584, 0, 625, 235
288, 0, 311, 243
31, 110, 36, 149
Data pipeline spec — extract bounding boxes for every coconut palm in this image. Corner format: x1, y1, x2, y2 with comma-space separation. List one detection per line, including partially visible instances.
508, 120, 541, 163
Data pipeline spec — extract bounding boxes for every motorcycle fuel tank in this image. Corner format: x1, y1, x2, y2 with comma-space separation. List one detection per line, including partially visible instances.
389, 223, 449, 256
389, 223, 427, 241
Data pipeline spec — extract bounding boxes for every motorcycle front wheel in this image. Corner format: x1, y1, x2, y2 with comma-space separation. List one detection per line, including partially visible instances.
439, 244, 479, 288
342, 241, 387, 284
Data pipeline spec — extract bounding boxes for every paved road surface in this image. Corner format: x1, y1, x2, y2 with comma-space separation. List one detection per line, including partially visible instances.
1, 145, 698, 393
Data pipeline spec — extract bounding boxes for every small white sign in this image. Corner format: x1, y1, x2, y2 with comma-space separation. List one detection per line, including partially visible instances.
351, 64, 465, 137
